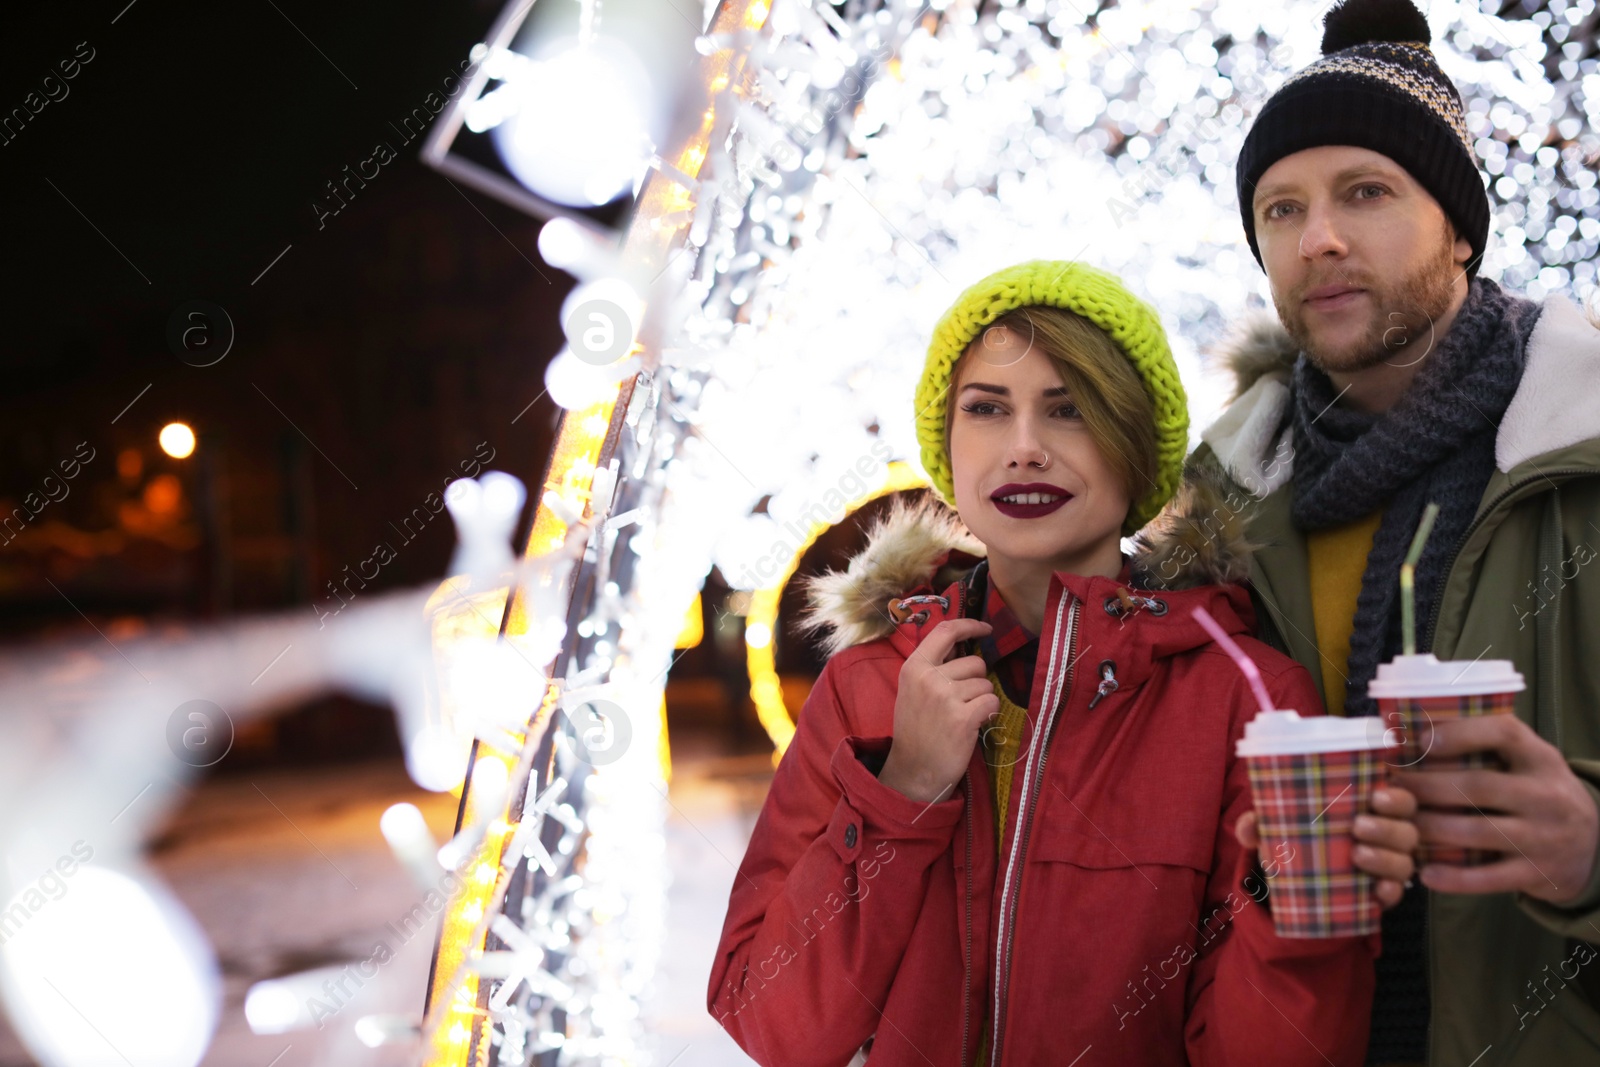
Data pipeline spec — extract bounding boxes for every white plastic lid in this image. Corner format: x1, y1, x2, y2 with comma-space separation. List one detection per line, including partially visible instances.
1234, 709, 1393, 757
1366, 653, 1525, 698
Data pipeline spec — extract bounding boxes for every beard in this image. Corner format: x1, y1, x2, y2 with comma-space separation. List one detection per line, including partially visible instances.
1274, 226, 1460, 375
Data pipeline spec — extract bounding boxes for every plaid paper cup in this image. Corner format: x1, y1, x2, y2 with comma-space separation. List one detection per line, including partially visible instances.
1376, 691, 1518, 866
1245, 748, 1387, 938
1370, 654, 1525, 868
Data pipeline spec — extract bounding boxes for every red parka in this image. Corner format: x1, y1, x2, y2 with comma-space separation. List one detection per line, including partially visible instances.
709, 489, 1378, 1067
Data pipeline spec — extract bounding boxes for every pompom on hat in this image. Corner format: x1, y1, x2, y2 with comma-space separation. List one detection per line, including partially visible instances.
914, 260, 1189, 535
1236, 0, 1489, 277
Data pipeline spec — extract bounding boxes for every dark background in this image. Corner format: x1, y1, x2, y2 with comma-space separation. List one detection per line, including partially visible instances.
0, 0, 572, 763
0, 0, 859, 769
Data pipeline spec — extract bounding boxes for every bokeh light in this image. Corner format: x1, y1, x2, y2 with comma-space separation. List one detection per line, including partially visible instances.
158, 422, 196, 459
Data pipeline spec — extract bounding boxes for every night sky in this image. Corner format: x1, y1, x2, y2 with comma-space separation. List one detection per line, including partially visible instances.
0, 0, 574, 629
0, 1, 588, 760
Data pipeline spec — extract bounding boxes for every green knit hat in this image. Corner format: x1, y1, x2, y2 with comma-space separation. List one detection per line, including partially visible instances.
915, 260, 1189, 535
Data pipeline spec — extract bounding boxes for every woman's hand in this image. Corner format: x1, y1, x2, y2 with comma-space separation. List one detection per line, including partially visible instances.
1234, 786, 1420, 908
878, 618, 997, 804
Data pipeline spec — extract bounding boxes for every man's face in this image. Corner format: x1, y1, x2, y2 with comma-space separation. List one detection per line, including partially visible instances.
1251, 145, 1473, 373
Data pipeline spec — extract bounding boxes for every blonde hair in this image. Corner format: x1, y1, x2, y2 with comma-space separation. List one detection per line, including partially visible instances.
944, 305, 1160, 503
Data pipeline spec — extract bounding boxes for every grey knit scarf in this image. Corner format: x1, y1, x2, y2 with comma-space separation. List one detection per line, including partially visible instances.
1288, 276, 1542, 718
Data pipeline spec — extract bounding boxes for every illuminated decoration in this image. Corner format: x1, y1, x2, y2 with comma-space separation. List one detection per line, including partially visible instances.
418, 384, 629, 1065
419, 0, 1596, 1062
745, 461, 929, 762
675, 591, 704, 649
487, 37, 656, 208
0, 867, 219, 1067
158, 421, 196, 459
0, 477, 560, 1067
420, 0, 701, 238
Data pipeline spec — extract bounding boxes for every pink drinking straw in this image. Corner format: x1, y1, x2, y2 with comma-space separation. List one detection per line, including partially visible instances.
1191, 606, 1276, 717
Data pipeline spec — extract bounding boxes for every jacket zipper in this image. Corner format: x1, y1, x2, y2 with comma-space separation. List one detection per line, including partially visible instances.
961, 770, 973, 1067
989, 593, 1080, 1066
955, 571, 974, 1067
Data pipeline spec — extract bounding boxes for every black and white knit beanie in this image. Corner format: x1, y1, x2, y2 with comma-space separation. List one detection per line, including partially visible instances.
1236, 0, 1490, 278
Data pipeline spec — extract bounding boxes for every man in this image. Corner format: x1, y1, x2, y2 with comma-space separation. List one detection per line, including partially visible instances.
1194, 0, 1600, 1063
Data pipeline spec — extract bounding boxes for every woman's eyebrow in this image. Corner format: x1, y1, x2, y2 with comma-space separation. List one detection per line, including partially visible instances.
957, 382, 1073, 398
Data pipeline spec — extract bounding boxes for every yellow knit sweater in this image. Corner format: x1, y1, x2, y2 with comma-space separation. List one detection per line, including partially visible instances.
1306, 511, 1383, 716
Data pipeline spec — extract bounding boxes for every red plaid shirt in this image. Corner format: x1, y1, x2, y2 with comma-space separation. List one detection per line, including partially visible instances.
977, 577, 1038, 707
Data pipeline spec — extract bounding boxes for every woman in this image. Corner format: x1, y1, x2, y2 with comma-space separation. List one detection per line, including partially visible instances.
707, 261, 1377, 1066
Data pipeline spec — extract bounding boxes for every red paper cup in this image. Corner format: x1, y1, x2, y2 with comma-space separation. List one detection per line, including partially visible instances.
1371, 654, 1525, 867
1237, 711, 1392, 938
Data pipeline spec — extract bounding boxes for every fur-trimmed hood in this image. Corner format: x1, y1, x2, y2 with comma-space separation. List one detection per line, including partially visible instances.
1217, 309, 1298, 402
1195, 309, 1299, 498
1201, 294, 1600, 496
793, 471, 1257, 658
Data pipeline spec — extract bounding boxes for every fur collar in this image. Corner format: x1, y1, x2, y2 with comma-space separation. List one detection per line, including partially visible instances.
1200, 310, 1298, 496
792, 472, 1256, 657
1200, 294, 1600, 493
1499, 295, 1600, 471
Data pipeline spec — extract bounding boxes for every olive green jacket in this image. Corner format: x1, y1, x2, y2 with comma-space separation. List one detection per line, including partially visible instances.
1192, 293, 1600, 1065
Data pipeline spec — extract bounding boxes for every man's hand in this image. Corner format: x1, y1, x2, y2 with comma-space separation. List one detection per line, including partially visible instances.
1393, 714, 1600, 906
1235, 787, 1419, 908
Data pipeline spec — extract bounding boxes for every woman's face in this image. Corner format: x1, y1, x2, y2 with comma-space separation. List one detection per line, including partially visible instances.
948, 324, 1131, 577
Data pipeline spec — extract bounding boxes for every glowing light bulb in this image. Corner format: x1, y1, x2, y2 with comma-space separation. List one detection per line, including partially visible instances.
243, 979, 303, 1034
407, 723, 471, 792
491, 37, 656, 208
0, 866, 219, 1066
159, 422, 196, 459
